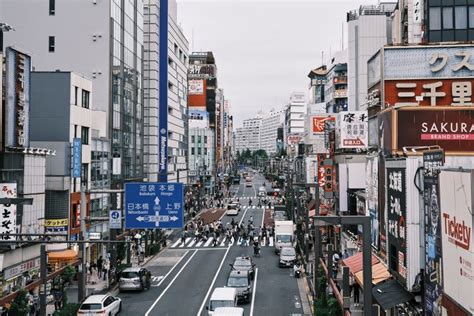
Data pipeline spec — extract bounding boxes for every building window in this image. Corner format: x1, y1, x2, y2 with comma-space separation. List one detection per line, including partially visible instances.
81, 163, 89, 186
81, 90, 90, 108
74, 124, 78, 138
470, 6, 474, 28
204, 136, 207, 144
204, 148, 207, 155
168, 57, 173, 66
48, 36, 55, 52
198, 136, 202, 143
198, 147, 201, 155
81, 127, 89, 145
49, 0, 55, 15
168, 82, 173, 91
443, 7, 453, 29
455, 6, 467, 29
191, 147, 195, 155
174, 43, 178, 54
74, 86, 78, 105
191, 135, 195, 143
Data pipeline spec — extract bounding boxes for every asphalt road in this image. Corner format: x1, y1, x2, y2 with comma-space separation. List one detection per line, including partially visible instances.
117, 172, 305, 316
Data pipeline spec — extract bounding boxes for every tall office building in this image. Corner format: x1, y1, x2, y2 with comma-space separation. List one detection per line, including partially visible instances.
143, 0, 189, 183
347, 2, 395, 111
260, 109, 285, 155
1, 0, 145, 185
234, 117, 262, 153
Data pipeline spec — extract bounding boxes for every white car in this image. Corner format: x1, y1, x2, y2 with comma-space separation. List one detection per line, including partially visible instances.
227, 203, 240, 216
77, 294, 122, 315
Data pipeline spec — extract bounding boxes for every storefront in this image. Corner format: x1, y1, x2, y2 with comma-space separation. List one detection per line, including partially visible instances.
0, 257, 40, 297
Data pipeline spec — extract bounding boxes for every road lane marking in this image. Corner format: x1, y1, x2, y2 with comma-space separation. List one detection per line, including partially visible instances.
195, 239, 204, 247
239, 206, 249, 226
261, 209, 265, 228
145, 250, 198, 316
249, 268, 258, 316
187, 238, 197, 247
196, 245, 232, 316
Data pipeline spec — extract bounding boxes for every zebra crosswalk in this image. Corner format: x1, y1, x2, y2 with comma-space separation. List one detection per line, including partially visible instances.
169, 236, 274, 249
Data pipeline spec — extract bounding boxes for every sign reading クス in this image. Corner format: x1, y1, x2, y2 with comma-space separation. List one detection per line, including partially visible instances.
125, 183, 184, 229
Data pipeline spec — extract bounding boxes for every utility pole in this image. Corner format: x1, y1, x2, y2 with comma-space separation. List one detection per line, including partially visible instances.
78, 184, 87, 302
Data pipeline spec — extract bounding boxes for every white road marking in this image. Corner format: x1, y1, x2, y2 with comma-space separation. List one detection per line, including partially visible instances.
261, 209, 265, 228
195, 239, 204, 247
239, 206, 249, 226
179, 237, 192, 248
145, 250, 198, 316
204, 237, 213, 247
269, 238, 274, 247
187, 238, 197, 247
219, 237, 226, 247
171, 239, 181, 248
196, 245, 232, 316
249, 268, 258, 316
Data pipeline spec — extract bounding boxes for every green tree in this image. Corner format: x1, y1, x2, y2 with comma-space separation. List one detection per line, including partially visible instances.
9, 289, 30, 316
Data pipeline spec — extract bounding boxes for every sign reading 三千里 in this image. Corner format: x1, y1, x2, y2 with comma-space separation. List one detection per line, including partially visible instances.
439, 170, 474, 314
386, 167, 407, 284
423, 149, 444, 314
72, 138, 82, 178
0, 183, 17, 240
109, 210, 122, 229
125, 183, 184, 229
336, 111, 368, 149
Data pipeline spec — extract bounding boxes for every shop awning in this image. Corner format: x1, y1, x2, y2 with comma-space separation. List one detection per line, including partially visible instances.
372, 279, 415, 311
354, 262, 391, 287
48, 249, 78, 263
342, 252, 379, 274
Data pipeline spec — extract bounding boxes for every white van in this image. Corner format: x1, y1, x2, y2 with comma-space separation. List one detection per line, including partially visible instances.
214, 307, 244, 316
207, 287, 238, 315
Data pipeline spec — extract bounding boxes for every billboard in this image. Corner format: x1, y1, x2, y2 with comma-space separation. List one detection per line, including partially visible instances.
311, 115, 334, 134
4, 47, 31, 149
423, 150, 444, 315
386, 167, 407, 284
287, 134, 303, 146
0, 183, 17, 241
440, 170, 474, 314
158, 0, 169, 182
379, 107, 474, 155
189, 109, 209, 129
188, 79, 204, 95
366, 156, 379, 249
307, 115, 334, 154
382, 45, 474, 80
385, 79, 474, 107
336, 111, 368, 149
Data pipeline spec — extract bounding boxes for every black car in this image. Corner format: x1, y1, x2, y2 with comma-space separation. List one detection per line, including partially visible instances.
226, 270, 252, 303
230, 256, 255, 280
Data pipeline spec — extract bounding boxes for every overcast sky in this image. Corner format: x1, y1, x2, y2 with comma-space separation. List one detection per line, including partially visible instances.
177, 0, 378, 126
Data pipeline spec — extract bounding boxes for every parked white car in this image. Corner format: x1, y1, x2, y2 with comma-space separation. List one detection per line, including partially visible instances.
77, 294, 122, 315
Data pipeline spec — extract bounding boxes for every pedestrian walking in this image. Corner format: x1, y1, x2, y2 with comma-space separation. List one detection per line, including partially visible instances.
102, 259, 109, 281
97, 256, 103, 278
212, 231, 218, 247
353, 282, 360, 304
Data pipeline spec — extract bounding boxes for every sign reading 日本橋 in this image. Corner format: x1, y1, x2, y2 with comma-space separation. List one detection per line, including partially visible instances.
125, 183, 184, 229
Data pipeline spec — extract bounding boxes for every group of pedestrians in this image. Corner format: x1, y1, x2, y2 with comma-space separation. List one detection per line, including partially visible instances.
86, 256, 109, 284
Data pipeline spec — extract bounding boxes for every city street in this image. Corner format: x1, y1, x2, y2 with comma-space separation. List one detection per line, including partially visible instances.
117, 173, 306, 316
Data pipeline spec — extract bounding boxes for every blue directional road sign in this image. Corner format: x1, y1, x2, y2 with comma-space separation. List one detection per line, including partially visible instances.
125, 183, 184, 229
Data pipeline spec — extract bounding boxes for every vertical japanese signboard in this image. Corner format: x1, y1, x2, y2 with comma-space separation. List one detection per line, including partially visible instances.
0, 183, 17, 240
336, 111, 368, 149
5, 47, 31, 149
387, 167, 407, 285
423, 149, 444, 315
366, 156, 379, 249
439, 170, 474, 314
72, 138, 82, 178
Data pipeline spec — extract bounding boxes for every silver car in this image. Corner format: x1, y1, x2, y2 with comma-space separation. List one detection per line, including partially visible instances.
279, 246, 296, 268
118, 267, 150, 291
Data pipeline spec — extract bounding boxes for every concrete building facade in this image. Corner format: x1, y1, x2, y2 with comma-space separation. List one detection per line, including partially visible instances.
260, 109, 285, 155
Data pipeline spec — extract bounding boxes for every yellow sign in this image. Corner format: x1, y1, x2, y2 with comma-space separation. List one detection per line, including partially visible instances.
45, 219, 69, 227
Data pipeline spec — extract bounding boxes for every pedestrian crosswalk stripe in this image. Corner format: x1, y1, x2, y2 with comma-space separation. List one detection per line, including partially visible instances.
269, 239, 274, 247
179, 237, 192, 248
219, 238, 226, 247
171, 239, 181, 248
187, 238, 196, 248
195, 239, 204, 247
204, 237, 213, 247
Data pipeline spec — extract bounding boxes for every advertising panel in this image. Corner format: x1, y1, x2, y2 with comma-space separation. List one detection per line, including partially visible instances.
423, 149, 444, 315
336, 111, 368, 149
0, 183, 17, 241
366, 156, 379, 249
189, 109, 209, 129
440, 170, 474, 314
188, 79, 204, 95
385, 79, 474, 107
383, 46, 474, 80
307, 115, 334, 154
5, 47, 31, 149
287, 134, 303, 146
387, 167, 407, 284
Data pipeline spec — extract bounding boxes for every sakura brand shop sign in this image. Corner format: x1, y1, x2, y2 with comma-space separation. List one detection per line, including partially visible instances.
439, 170, 474, 314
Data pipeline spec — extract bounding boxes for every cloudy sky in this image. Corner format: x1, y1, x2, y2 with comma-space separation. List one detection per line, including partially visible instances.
177, 0, 378, 126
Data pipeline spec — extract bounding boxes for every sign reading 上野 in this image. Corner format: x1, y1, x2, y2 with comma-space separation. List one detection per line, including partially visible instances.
439, 170, 474, 314
423, 149, 444, 314
0, 183, 17, 241
336, 111, 368, 149
4, 47, 31, 149
386, 167, 407, 284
